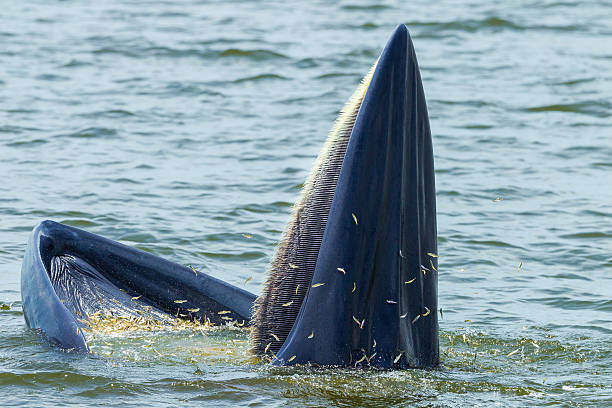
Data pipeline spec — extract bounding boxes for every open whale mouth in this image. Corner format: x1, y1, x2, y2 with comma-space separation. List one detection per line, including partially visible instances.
20, 25, 437, 369
250, 24, 438, 368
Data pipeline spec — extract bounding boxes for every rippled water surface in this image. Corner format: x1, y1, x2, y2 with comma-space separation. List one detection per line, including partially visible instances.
1, 0, 611, 406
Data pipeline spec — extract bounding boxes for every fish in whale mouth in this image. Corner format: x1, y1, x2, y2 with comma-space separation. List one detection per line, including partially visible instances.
20, 24, 437, 369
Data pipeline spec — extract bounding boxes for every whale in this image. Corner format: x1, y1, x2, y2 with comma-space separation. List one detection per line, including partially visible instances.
20, 24, 438, 369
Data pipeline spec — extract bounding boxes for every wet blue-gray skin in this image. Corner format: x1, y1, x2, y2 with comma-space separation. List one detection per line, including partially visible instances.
20, 24, 438, 368
21, 220, 256, 352
273, 25, 438, 369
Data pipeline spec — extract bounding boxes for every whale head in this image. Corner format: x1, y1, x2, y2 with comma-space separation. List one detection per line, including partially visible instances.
250, 24, 438, 369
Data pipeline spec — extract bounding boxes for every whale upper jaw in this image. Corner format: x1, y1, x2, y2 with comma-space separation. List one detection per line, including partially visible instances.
252, 24, 438, 369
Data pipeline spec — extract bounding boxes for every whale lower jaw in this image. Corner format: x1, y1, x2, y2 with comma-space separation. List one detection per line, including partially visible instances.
20, 219, 257, 352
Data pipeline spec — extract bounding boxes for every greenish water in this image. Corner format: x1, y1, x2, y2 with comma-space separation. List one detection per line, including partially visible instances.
1, 0, 611, 406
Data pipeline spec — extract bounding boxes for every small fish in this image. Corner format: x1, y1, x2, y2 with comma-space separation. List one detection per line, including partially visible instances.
189, 265, 198, 276
360, 319, 365, 329
242, 233, 253, 238
221, 316, 232, 320
373, 339, 377, 348
351, 213, 358, 225
271, 333, 280, 342
76, 327, 80, 336
394, 353, 403, 364
507, 348, 520, 357
337, 267, 346, 275
405, 278, 416, 284
412, 315, 421, 324
217, 310, 231, 315
352, 282, 356, 293
187, 308, 200, 313
180, 313, 188, 317
530, 341, 539, 349
420, 264, 430, 271
312, 283, 325, 288
400, 312, 408, 319
264, 342, 271, 353
517, 262, 523, 273
399, 249, 405, 258
430, 259, 437, 272
386, 299, 397, 304
356, 354, 366, 363
368, 352, 377, 363
440, 308, 444, 319
289, 263, 299, 269
287, 355, 296, 362
282, 301, 294, 307
422, 306, 430, 317
174, 300, 187, 304
308, 331, 314, 339
244, 276, 252, 284
427, 252, 439, 258
295, 284, 300, 295
131, 296, 142, 301
352, 316, 361, 326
